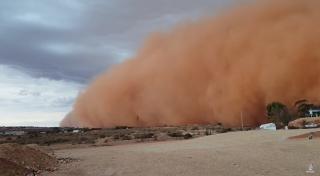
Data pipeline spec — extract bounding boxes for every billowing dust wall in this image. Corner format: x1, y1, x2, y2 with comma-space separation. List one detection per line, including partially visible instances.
60, 0, 320, 127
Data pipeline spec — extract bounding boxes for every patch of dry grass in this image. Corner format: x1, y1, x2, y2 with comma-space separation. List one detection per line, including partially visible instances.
0, 125, 257, 146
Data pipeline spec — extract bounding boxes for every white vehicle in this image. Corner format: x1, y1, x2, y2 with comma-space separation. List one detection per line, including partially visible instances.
260, 123, 276, 130
305, 124, 317, 128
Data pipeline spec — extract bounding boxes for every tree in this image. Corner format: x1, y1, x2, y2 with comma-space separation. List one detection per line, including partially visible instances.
294, 99, 320, 117
267, 102, 299, 126
53, 127, 61, 133
294, 99, 308, 107
294, 99, 311, 117
274, 107, 299, 126
267, 102, 287, 119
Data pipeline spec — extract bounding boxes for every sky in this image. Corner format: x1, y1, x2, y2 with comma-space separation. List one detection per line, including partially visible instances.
0, 0, 236, 127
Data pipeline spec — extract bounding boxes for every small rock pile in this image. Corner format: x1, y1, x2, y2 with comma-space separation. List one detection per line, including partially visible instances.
57, 157, 73, 164
0, 143, 58, 176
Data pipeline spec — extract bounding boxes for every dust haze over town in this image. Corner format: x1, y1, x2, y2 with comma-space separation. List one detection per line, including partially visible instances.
1, 0, 320, 176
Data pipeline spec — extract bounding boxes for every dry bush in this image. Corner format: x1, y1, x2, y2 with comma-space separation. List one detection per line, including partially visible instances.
216, 127, 232, 133
113, 135, 120, 140
0, 133, 99, 146
134, 133, 154, 139
191, 126, 199, 130
156, 133, 168, 141
167, 131, 183, 137
183, 133, 192, 139
77, 137, 88, 144
153, 135, 158, 141
122, 135, 132, 140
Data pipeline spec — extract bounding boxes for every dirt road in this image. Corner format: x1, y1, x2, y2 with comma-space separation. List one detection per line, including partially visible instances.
47, 129, 320, 176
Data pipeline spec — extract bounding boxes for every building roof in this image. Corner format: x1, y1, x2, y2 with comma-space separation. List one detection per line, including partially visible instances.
309, 109, 320, 113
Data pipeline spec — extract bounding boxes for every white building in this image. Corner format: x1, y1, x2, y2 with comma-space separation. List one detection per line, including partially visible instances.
4, 131, 25, 135
308, 109, 320, 117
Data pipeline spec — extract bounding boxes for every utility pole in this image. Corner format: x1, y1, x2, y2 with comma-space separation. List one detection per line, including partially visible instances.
136, 115, 139, 125
241, 110, 243, 128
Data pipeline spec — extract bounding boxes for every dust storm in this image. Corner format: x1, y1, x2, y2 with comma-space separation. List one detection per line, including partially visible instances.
60, 0, 320, 128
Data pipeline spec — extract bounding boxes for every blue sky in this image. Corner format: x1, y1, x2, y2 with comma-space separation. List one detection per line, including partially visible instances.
0, 0, 236, 126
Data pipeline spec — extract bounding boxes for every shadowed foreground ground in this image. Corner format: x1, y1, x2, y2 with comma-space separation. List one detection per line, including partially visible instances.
46, 129, 320, 176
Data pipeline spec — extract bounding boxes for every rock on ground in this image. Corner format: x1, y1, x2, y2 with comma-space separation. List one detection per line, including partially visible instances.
288, 117, 320, 129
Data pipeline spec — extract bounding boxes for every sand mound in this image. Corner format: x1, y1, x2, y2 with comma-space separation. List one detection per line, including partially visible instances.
0, 158, 30, 176
0, 143, 57, 176
27, 144, 54, 155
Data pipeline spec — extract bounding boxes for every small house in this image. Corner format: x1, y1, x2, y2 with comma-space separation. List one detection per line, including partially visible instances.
308, 109, 320, 117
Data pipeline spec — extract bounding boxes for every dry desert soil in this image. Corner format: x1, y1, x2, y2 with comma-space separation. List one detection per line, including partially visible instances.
46, 129, 320, 176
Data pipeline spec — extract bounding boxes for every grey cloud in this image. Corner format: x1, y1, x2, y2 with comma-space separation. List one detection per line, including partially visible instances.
18, 89, 29, 96
31, 92, 41, 97
51, 97, 75, 107
0, 0, 235, 83
12, 99, 21, 103
18, 88, 41, 97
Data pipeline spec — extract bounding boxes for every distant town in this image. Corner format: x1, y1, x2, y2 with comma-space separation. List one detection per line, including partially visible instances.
0, 126, 133, 136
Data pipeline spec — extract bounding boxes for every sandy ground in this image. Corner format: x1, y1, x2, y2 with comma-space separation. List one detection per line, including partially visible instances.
46, 129, 320, 176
